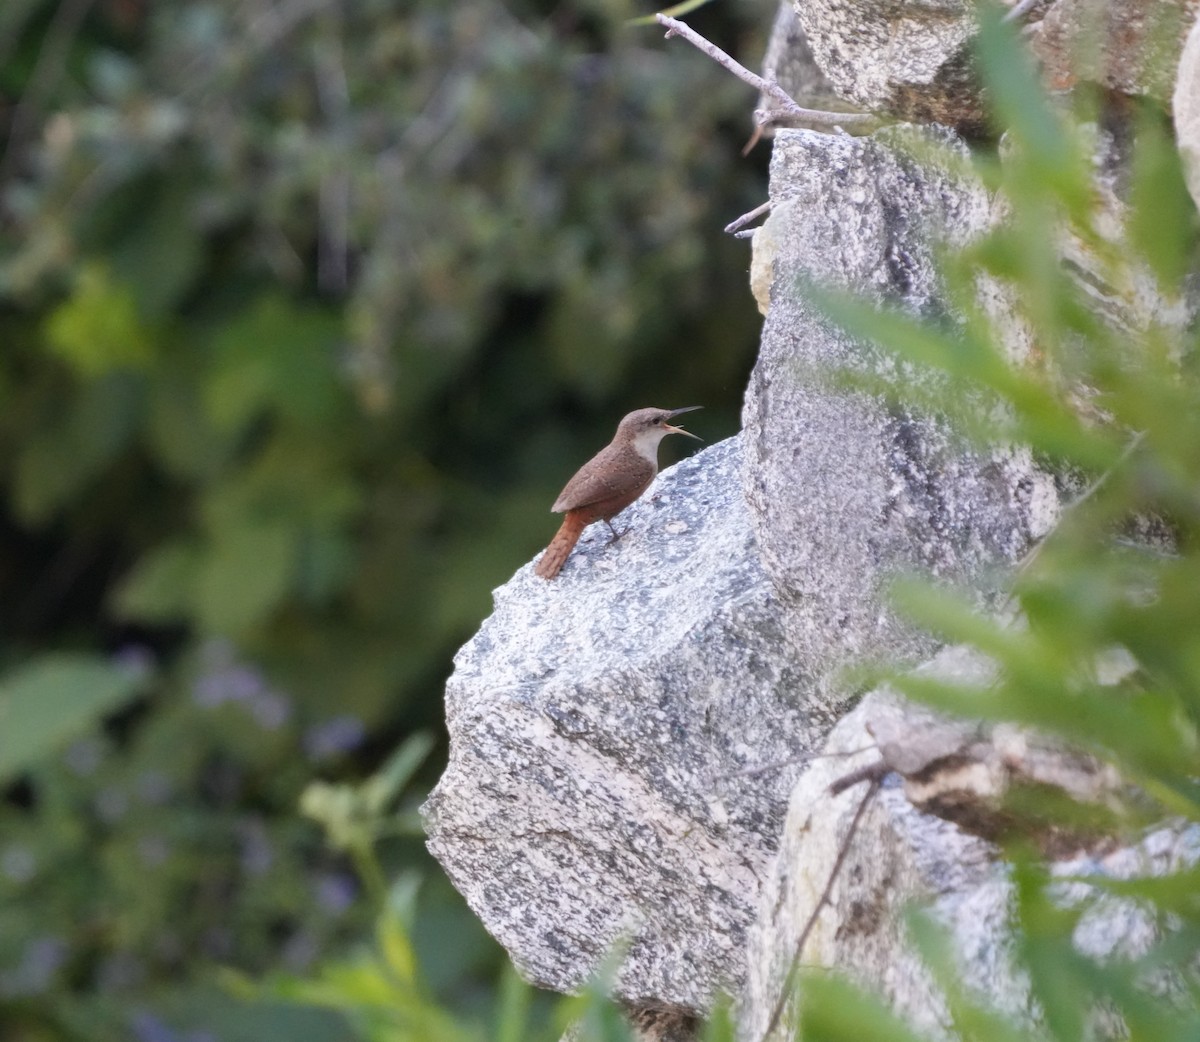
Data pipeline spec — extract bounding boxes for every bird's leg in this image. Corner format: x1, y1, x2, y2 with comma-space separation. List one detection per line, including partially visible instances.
603, 519, 629, 545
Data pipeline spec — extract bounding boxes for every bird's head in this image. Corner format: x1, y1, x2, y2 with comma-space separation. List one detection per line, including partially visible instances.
618, 406, 703, 459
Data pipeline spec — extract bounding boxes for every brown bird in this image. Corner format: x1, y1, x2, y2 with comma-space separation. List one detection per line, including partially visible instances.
534, 407, 702, 580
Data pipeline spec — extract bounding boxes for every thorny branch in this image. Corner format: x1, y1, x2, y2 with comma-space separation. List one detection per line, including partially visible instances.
727, 743, 878, 781
725, 200, 771, 236
656, 13, 876, 237
655, 14, 876, 130
761, 773, 883, 1041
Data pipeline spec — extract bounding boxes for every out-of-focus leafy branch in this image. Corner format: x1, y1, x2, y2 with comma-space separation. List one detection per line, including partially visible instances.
792, 6, 1200, 1041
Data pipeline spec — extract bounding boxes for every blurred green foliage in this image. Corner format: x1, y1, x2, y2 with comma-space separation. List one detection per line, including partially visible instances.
797, 7, 1200, 1041
11, 0, 1198, 1039
0, 0, 768, 1038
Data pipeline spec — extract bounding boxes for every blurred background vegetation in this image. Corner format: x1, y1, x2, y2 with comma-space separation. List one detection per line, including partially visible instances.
6, 0, 1200, 1040
0, 0, 770, 1038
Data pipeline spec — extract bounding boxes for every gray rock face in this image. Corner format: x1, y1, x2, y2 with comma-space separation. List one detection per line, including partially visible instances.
790, 0, 984, 129
757, 1, 856, 129
741, 683, 1012, 1042
744, 126, 1059, 681
1175, 10, 1200, 212
784, 0, 1194, 131
427, 10, 1200, 1037
741, 652, 1200, 1041
423, 436, 850, 1014
1029, 0, 1195, 102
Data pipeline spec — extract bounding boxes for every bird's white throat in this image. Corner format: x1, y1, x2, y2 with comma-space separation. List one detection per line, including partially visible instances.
631, 427, 669, 464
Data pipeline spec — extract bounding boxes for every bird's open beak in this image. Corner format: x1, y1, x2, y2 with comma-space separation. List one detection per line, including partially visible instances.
665, 405, 703, 441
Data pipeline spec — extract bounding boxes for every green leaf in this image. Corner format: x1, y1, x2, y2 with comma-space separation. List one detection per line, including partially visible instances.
146, 367, 237, 479
798, 973, 928, 1042
204, 296, 344, 436
363, 731, 436, 815
904, 911, 1034, 1042
699, 996, 737, 1042
111, 540, 202, 623
973, 4, 1090, 212
494, 963, 534, 1042
195, 520, 299, 634
556, 946, 636, 1042
13, 372, 144, 522
809, 286, 1123, 471
0, 654, 149, 784
107, 176, 206, 319
1011, 861, 1089, 1042
626, 0, 718, 27
377, 910, 418, 988
43, 264, 153, 376
1129, 107, 1198, 287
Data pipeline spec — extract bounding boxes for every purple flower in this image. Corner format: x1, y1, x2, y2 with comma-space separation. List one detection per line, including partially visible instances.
0, 935, 67, 996
191, 641, 292, 732
113, 644, 155, 681
130, 1011, 177, 1042
303, 715, 366, 761
314, 871, 357, 914
192, 665, 266, 707
226, 666, 265, 702
250, 690, 291, 730
63, 737, 103, 776
191, 673, 226, 707
237, 819, 273, 876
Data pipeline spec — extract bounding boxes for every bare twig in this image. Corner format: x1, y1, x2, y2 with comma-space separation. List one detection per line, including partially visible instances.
754, 107, 857, 135
741, 122, 767, 156
761, 776, 882, 1041
725, 199, 771, 235
828, 759, 889, 796
655, 14, 876, 129
725, 743, 879, 780
1002, 0, 1042, 23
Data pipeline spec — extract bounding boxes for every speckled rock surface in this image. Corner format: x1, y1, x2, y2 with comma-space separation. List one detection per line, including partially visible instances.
744, 126, 1060, 683
1029, 0, 1196, 102
423, 436, 850, 1015
742, 648, 1200, 1041
789, 0, 1194, 128
791, 0, 984, 129
1174, 9, 1200, 211
741, 682, 1010, 1042
757, 0, 855, 128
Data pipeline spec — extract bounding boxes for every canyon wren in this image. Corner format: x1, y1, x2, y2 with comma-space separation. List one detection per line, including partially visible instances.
534, 406, 702, 580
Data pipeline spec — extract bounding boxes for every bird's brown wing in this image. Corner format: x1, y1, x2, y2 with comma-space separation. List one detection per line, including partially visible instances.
551, 446, 653, 513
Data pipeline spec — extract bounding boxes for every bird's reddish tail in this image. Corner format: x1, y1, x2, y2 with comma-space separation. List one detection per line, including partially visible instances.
535, 512, 587, 579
